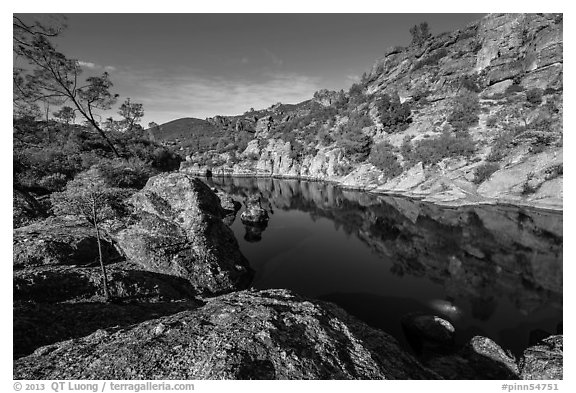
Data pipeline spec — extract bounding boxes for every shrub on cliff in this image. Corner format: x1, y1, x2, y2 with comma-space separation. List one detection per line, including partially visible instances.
473, 162, 500, 184
368, 142, 403, 179
413, 48, 448, 70
337, 113, 373, 162
526, 88, 543, 106
375, 93, 412, 133
405, 130, 476, 166
447, 91, 480, 131
410, 22, 431, 46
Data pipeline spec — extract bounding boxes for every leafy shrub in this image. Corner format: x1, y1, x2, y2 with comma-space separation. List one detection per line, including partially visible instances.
375, 93, 412, 133
37, 173, 68, 192
405, 130, 476, 166
368, 142, 403, 179
337, 115, 373, 162
414, 48, 448, 70
96, 158, 154, 189
486, 116, 498, 128
526, 88, 543, 106
447, 91, 480, 131
505, 84, 525, 95
473, 162, 499, 184
246, 152, 260, 161
459, 74, 482, 93
487, 130, 515, 162
544, 164, 563, 180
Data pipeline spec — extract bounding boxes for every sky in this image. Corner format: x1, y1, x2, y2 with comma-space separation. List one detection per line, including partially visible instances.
18, 13, 484, 126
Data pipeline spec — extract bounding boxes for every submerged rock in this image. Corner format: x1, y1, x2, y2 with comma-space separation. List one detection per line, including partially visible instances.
114, 173, 252, 296
401, 313, 456, 353
519, 335, 563, 380
14, 289, 440, 380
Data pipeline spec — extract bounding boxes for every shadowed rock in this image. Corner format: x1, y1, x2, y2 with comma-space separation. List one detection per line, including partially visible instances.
14, 262, 197, 303
13, 218, 121, 268
401, 313, 456, 354
13, 189, 46, 228
13, 289, 440, 380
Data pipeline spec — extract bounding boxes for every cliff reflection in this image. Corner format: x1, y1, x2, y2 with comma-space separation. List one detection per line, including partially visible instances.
207, 176, 563, 321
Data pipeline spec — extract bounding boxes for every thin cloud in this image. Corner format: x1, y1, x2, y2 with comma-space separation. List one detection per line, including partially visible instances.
346, 74, 360, 83
111, 68, 323, 124
78, 61, 116, 72
78, 61, 97, 69
264, 49, 284, 67
240, 57, 249, 65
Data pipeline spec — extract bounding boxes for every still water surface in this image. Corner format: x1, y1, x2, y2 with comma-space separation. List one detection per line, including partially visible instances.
208, 177, 563, 355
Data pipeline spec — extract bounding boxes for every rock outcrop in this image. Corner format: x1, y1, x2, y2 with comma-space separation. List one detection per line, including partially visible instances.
13, 218, 120, 268
425, 336, 520, 379
14, 262, 197, 303
113, 173, 253, 295
14, 289, 439, 380
519, 335, 563, 380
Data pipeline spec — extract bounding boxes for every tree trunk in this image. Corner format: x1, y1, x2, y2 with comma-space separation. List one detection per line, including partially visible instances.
92, 198, 111, 301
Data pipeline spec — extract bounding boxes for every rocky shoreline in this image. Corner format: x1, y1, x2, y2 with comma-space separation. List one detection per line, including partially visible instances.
13, 172, 563, 380
180, 165, 563, 212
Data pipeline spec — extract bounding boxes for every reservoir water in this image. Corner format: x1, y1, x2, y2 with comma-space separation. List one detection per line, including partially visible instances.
207, 176, 563, 356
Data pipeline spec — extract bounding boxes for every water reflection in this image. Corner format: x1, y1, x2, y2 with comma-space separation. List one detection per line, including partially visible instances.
205, 176, 563, 354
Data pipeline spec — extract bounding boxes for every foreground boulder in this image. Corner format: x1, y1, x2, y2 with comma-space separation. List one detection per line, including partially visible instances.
519, 335, 562, 380
114, 173, 252, 296
14, 289, 439, 380
14, 299, 202, 360
13, 218, 120, 268
14, 262, 197, 303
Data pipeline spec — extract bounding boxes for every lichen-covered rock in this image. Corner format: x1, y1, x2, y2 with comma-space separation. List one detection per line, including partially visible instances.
13, 289, 440, 380
13, 299, 203, 360
519, 335, 562, 380
425, 336, 520, 379
13, 218, 120, 268
113, 173, 252, 295
13, 262, 197, 303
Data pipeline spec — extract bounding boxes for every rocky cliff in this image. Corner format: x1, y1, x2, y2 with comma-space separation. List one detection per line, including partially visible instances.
177, 13, 562, 210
